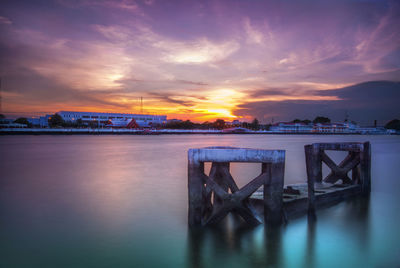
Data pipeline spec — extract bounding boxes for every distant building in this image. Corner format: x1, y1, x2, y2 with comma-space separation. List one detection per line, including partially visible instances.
312, 122, 357, 133
0, 118, 27, 128
56, 111, 167, 128
222, 127, 251, 133
225, 120, 241, 126
39, 116, 50, 127
270, 122, 313, 133
269, 121, 389, 134
27, 118, 41, 127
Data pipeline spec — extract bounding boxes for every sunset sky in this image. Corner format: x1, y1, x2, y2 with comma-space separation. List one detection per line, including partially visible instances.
0, 0, 399, 124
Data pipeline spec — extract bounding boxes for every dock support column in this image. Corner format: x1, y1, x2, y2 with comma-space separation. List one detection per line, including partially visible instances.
360, 142, 371, 195
263, 160, 285, 225
305, 145, 319, 215
188, 149, 204, 227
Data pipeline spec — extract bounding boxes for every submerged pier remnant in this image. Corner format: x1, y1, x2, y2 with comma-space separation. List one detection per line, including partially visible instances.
304, 142, 371, 214
251, 141, 372, 221
188, 147, 285, 227
188, 142, 371, 227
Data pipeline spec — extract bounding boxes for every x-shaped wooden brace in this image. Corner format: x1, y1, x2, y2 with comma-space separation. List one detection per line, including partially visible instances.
202, 163, 265, 226
321, 151, 360, 184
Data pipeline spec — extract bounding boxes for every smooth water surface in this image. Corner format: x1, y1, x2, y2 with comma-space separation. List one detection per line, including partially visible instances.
1, 135, 399, 268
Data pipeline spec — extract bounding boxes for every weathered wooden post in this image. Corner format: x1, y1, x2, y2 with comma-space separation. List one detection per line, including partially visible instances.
188, 147, 285, 227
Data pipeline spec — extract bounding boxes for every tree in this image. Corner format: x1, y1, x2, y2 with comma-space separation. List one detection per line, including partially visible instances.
88, 120, 99, 129
200, 121, 212, 129
250, 118, 260, 130
385, 119, 400, 130
264, 124, 272, 131
313, 116, 331, 124
181, 120, 196, 129
48, 113, 64, 127
292, 119, 311, 124
76, 119, 84, 127
213, 119, 225, 129
165, 120, 196, 129
242, 122, 250, 129
14, 117, 31, 127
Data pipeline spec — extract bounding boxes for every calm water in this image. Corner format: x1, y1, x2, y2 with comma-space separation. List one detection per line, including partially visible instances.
1, 135, 400, 268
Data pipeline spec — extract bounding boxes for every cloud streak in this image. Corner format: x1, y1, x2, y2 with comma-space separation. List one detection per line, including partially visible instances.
234, 81, 400, 124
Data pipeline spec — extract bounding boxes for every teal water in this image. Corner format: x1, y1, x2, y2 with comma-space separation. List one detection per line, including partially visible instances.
0, 135, 399, 268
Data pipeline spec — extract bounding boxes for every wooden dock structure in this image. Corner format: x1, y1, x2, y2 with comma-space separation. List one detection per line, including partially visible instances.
188, 142, 371, 227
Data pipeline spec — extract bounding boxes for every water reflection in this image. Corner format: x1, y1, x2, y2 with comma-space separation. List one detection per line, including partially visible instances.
187, 196, 370, 268
263, 226, 283, 267
186, 216, 284, 268
187, 216, 258, 268
342, 196, 371, 250
305, 213, 317, 268
0, 135, 394, 268
303, 196, 370, 268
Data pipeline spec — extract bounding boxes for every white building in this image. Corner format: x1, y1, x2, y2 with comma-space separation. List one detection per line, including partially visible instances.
312, 122, 357, 133
55, 111, 167, 128
270, 122, 313, 133
269, 121, 390, 134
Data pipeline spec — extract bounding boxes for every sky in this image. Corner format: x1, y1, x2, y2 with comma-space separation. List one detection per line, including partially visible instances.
0, 0, 399, 124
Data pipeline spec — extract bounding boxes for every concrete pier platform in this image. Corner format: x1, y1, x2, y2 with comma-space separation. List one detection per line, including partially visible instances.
250, 182, 362, 220
188, 142, 371, 227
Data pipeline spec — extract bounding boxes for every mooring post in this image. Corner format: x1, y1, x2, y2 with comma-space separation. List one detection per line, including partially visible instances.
188, 149, 205, 227
360, 142, 371, 195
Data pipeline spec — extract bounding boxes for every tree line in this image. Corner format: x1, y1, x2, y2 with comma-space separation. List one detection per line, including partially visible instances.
164, 118, 264, 130
1, 113, 400, 131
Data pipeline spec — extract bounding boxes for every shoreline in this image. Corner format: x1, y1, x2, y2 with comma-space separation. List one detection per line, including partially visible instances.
0, 128, 397, 135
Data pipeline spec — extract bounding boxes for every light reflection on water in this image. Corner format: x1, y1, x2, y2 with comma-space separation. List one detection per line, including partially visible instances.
0, 135, 399, 268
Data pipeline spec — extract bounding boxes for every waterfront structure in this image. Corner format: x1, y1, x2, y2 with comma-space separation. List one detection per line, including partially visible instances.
270, 121, 389, 134
188, 142, 372, 227
44, 111, 167, 128
225, 120, 241, 126
188, 147, 285, 226
222, 127, 252, 133
270, 122, 314, 133
0, 118, 27, 128
313, 122, 357, 133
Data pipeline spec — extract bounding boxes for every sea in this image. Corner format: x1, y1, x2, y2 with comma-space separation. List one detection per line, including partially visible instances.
1, 135, 399, 268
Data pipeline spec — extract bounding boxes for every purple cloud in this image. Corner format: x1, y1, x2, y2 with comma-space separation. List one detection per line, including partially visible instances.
0, 0, 399, 121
